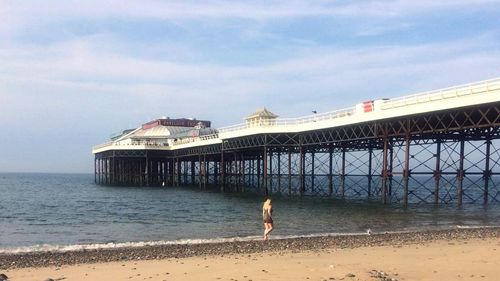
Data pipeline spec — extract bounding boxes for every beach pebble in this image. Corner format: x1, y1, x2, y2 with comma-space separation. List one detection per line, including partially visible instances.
0, 273, 8, 280
0, 228, 498, 270
346, 273, 355, 278
44, 279, 54, 281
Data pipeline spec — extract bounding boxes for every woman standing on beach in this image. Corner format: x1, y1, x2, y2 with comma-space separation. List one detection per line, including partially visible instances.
262, 198, 273, 240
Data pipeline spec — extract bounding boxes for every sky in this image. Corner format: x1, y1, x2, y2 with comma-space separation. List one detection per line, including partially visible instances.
1, 0, 500, 173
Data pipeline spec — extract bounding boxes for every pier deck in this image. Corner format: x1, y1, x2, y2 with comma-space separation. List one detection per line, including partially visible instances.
93, 78, 500, 205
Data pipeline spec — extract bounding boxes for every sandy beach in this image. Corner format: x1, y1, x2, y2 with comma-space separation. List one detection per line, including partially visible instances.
1, 228, 499, 281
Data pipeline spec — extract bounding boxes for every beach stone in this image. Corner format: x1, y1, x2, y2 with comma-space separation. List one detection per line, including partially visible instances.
44, 279, 54, 281
346, 273, 356, 278
0, 273, 8, 280
0, 228, 498, 270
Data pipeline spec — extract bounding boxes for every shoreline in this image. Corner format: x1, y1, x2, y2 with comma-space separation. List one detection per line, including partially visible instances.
1, 227, 499, 270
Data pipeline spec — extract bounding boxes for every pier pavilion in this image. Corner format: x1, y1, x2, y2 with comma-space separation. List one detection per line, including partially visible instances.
93, 78, 500, 206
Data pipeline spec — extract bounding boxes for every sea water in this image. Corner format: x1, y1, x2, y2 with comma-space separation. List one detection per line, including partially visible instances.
1, 173, 499, 253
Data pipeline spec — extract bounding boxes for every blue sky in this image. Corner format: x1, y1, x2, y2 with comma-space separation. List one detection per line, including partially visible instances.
1, 0, 500, 173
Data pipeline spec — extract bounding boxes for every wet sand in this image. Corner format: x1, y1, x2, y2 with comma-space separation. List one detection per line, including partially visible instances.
1, 228, 499, 280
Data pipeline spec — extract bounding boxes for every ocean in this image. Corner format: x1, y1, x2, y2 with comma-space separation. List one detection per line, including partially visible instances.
1, 173, 499, 254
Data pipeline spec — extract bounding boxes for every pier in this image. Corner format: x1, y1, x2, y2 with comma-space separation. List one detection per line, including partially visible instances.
93, 78, 500, 205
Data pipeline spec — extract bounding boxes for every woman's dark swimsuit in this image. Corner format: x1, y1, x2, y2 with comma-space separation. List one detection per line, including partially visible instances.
263, 208, 273, 223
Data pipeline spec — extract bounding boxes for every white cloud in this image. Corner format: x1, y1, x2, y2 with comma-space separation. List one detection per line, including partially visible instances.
333, 0, 500, 18
1, 0, 499, 172
1, 32, 499, 125
2, 0, 499, 37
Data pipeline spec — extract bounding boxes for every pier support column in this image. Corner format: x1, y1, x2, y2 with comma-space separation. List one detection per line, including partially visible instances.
101, 158, 104, 185
128, 159, 132, 185
101, 158, 105, 185
94, 158, 97, 184
191, 160, 196, 186
403, 135, 411, 207
311, 151, 315, 194
328, 147, 333, 196
382, 135, 389, 204
182, 160, 187, 185
153, 159, 158, 186
99, 158, 104, 184
110, 158, 113, 185
129, 159, 133, 185
288, 150, 292, 196
145, 156, 150, 187
240, 154, 246, 192
484, 138, 491, 204
170, 158, 174, 186
203, 155, 208, 189
248, 156, 255, 189
104, 157, 109, 185
106, 158, 110, 185
213, 160, 218, 186
109, 157, 113, 185
138, 160, 143, 186
198, 156, 202, 189
299, 146, 305, 196
105, 158, 109, 185
168, 159, 173, 186
150, 159, 154, 186
228, 155, 233, 191
341, 147, 346, 199
176, 158, 182, 187
239, 154, 244, 192
100, 158, 104, 185
109, 158, 112, 185
277, 152, 281, 194
457, 138, 465, 206
434, 140, 442, 204
221, 151, 225, 192
263, 147, 268, 196
161, 160, 165, 186
116, 158, 121, 185
234, 155, 237, 191
97, 158, 100, 185
248, 158, 251, 189
257, 155, 261, 192
169, 159, 174, 186
136, 159, 139, 186
269, 151, 273, 195
388, 145, 394, 198
367, 147, 373, 198
119, 159, 123, 185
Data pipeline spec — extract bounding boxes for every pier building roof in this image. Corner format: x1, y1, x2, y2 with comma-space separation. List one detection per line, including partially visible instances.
142, 118, 211, 129
116, 125, 216, 142
131, 125, 192, 139
245, 108, 278, 120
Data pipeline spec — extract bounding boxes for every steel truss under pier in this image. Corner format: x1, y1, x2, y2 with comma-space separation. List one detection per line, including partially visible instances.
95, 102, 500, 206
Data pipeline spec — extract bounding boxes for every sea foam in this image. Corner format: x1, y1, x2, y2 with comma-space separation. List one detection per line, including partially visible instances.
0, 232, 371, 254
